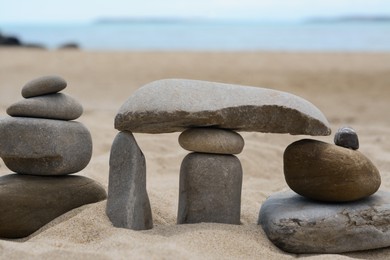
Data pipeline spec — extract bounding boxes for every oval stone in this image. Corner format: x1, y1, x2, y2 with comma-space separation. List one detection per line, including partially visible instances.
0, 174, 106, 239
7, 93, 83, 120
0, 117, 92, 175
283, 139, 380, 202
179, 128, 244, 154
22, 75, 67, 98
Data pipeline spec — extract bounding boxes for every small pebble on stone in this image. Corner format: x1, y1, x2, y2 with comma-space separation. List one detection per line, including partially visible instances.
22, 75, 67, 98
334, 126, 359, 150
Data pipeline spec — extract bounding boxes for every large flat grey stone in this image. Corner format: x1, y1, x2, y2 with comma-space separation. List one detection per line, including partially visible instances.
178, 152, 242, 225
106, 131, 153, 230
115, 79, 331, 135
0, 117, 92, 175
0, 174, 106, 239
21, 75, 67, 98
258, 190, 390, 254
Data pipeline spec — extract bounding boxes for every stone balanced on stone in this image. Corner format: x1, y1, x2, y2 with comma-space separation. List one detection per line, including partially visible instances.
0, 75, 106, 239
107, 79, 330, 230
258, 127, 388, 254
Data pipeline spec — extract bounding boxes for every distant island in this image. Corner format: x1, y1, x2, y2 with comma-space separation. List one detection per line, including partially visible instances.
306, 15, 390, 23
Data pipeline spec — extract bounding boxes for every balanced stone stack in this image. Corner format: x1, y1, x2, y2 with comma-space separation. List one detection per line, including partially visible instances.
0, 75, 106, 239
107, 79, 331, 230
258, 127, 390, 254
177, 128, 244, 224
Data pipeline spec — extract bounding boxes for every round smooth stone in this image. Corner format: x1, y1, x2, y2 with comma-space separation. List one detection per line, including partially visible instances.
334, 126, 359, 150
21, 75, 67, 98
178, 128, 244, 154
7, 93, 83, 120
284, 139, 380, 202
0, 174, 106, 239
0, 117, 92, 175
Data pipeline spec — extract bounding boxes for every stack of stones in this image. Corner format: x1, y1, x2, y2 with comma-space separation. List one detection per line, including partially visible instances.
177, 128, 244, 224
0, 75, 106, 239
107, 79, 331, 231
259, 127, 390, 254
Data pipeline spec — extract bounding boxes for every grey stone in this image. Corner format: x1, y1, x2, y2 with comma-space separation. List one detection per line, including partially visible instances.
259, 190, 390, 254
115, 79, 331, 136
0, 117, 92, 175
177, 152, 242, 224
22, 75, 67, 98
106, 131, 153, 230
7, 93, 83, 120
284, 139, 380, 202
179, 128, 244, 154
0, 173, 106, 239
334, 126, 359, 150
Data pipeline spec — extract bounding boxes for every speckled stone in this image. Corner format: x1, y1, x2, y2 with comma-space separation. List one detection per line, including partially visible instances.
179, 128, 244, 154
0, 117, 92, 175
7, 93, 83, 120
259, 190, 390, 254
334, 126, 359, 150
21, 75, 67, 98
115, 79, 331, 136
0, 174, 106, 239
284, 139, 380, 202
177, 152, 242, 225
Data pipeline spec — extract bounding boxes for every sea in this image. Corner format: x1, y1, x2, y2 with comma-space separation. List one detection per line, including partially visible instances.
1, 20, 390, 51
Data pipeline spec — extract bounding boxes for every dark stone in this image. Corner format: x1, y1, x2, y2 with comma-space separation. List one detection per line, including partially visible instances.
7, 93, 83, 120
0, 117, 92, 175
259, 190, 390, 253
284, 139, 380, 202
21, 75, 67, 98
58, 42, 79, 49
0, 35, 21, 46
115, 79, 331, 136
334, 126, 359, 150
0, 174, 106, 239
106, 131, 153, 230
177, 152, 242, 225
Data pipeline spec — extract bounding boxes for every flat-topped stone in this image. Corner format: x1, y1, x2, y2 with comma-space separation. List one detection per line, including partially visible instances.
7, 93, 83, 120
0, 174, 106, 239
115, 79, 331, 136
22, 75, 67, 98
0, 117, 92, 175
259, 190, 390, 253
179, 128, 244, 154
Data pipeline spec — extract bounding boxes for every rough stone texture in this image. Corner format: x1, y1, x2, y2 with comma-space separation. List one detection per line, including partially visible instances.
284, 139, 380, 202
21, 75, 67, 98
0, 117, 92, 175
177, 152, 242, 224
0, 174, 107, 239
334, 126, 359, 150
259, 190, 390, 254
7, 93, 83, 120
179, 128, 244, 154
106, 131, 153, 230
115, 79, 331, 136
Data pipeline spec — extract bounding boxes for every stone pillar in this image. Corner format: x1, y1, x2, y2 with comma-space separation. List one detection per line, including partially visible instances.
177, 128, 244, 224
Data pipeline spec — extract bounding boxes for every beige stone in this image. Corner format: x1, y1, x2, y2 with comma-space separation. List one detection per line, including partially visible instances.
179, 128, 244, 154
284, 139, 381, 202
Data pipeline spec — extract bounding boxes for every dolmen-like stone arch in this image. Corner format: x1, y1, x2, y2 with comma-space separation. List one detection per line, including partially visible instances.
106, 79, 331, 230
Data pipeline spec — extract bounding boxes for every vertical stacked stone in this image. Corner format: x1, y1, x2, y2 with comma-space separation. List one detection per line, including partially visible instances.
0, 76, 106, 239
177, 128, 244, 224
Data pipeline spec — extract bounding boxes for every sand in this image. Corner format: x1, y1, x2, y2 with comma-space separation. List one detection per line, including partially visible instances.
0, 48, 390, 259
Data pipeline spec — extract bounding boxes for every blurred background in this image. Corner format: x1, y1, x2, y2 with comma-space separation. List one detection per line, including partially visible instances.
1, 0, 390, 51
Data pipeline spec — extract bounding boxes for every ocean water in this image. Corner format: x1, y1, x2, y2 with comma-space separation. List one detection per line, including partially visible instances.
1, 20, 390, 51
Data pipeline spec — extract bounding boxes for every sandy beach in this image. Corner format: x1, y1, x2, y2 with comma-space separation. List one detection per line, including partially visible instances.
1, 48, 390, 259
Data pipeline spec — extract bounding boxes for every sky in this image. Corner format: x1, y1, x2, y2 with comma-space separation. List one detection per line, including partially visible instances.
0, 0, 390, 23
